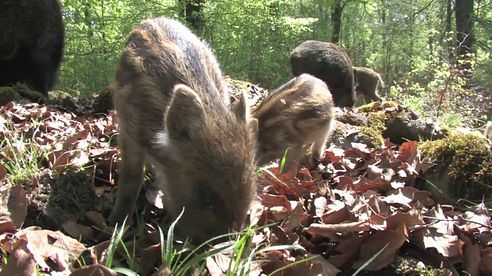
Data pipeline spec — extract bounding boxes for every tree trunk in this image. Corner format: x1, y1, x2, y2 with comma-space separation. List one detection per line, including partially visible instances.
455, 0, 474, 80
179, 0, 206, 35
444, 0, 454, 62
455, 0, 474, 57
330, 0, 343, 43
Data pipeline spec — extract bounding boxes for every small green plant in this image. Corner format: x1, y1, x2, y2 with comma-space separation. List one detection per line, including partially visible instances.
278, 148, 289, 174
105, 217, 139, 275
1, 132, 48, 185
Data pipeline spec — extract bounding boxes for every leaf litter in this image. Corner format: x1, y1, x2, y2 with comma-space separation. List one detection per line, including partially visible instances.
0, 99, 490, 275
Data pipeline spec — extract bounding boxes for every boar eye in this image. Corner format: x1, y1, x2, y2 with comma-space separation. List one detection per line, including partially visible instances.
194, 184, 221, 210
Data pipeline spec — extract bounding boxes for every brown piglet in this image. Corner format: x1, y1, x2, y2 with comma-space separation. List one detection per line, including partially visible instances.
252, 74, 336, 172
109, 17, 258, 243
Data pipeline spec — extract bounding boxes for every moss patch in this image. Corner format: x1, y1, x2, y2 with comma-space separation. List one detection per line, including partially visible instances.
355, 101, 401, 147
359, 111, 387, 147
0, 84, 46, 105
419, 132, 492, 201
357, 100, 398, 113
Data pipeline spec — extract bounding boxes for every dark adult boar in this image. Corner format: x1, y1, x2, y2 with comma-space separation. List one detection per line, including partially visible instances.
253, 74, 335, 172
290, 40, 355, 107
0, 0, 64, 97
109, 18, 257, 242
353, 66, 384, 103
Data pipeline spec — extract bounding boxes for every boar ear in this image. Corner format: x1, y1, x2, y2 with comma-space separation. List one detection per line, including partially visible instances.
249, 117, 258, 135
231, 91, 249, 122
166, 84, 206, 141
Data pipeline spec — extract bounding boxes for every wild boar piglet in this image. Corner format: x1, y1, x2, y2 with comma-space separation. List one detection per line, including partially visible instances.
290, 40, 355, 107
0, 0, 64, 97
253, 74, 336, 172
109, 17, 258, 242
353, 66, 385, 104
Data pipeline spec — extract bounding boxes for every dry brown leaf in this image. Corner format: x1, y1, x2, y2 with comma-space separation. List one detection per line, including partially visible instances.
328, 235, 367, 267
0, 163, 7, 181
19, 228, 86, 271
353, 178, 389, 193
261, 193, 292, 210
277, 255, 340, 276
460, 210, 491, 233
0, 204, 15, 234
386, 209, 425, 231
0, 221, 15, 235
85, 211, 108, 230
355, 222, 408, 271
321, 201, 349, 224
0, 238, 36, 276
62, 220, 94, 242
206, 253, 231, 276
7, 185, 28, 228
415, 229, 462, 258
398, 141, 418, 163
306, 221, 370, 237
281, 201, 309, 232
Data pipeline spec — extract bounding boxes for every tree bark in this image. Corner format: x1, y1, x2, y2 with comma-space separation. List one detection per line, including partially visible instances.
330, 0, 343, 43
444, 0, 454, 62
455, 0, 474, 80
455, 0, 474, 57
179, 0, 206, 35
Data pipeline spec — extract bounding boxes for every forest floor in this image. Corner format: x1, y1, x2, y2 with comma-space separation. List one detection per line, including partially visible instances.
0, 85, 491, 276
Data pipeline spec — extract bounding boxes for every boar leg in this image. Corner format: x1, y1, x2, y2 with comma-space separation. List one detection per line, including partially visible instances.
311, 126, 332, 161
109, 132, 145, 225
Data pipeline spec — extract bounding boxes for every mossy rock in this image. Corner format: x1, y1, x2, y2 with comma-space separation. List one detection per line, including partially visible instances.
419, 132, 492, 203
355, 101, 446, 147
0, 84, 46, 105
92, 86, 113, 115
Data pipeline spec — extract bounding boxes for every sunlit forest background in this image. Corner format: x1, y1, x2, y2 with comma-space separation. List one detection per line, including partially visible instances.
58, 0, 491, 127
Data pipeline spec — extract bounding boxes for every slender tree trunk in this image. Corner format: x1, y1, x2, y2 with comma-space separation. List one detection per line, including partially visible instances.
444, 0, 454, 62
455, 0, 474, 57
331, 0, 343, 43
179, 0, 206, 35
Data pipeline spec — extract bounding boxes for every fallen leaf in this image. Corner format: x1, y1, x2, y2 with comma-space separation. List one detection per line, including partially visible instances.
0, 238, 36, 276
306, 221, 370, 238
354, 222, 408, 271
62, 220, 94, 242
321, 201, 349, 224
328, 235, 367, 267
414, 228, 462, 258
278, 255, 340, 276
7, 185, 28, 228
19, 228, 86, 271
398, 141, 418, 163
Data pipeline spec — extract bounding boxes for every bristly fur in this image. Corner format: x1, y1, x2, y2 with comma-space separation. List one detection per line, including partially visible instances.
353, 66, 384, 103
0, 0, 64, 97
253, 74, 335, 172
109, 18, 257, 243
290, 40, 356, 107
